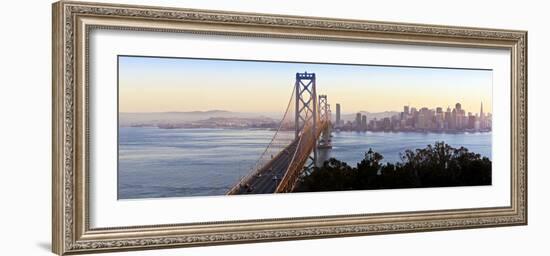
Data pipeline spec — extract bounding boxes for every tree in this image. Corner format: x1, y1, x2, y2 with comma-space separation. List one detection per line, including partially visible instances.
300, 158, 354, 191
300, 141, 491, 192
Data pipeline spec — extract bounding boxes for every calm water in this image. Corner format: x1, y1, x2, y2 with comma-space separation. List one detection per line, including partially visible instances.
322, 131, 492, 165
118, 127, 491, 199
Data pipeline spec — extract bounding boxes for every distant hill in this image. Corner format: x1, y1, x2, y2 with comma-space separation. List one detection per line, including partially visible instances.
120, 110, 401, 127
119, 110, 280, 127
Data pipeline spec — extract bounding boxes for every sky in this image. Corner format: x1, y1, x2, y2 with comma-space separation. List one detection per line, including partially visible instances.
118, 56, 493, 114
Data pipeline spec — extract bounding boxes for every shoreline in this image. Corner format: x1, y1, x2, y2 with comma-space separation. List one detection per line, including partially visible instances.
121, 126, 492, 135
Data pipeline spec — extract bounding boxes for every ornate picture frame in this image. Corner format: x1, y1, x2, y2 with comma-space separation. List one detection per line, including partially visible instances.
52, 1, 527, 255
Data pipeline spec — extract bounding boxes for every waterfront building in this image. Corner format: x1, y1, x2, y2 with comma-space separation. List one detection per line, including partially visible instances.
411, 107, 418, 127
468, 112, 476, 129
335, 103, 341, 127
382, 117, 391, 130
417, 107, 433, 129
355, 113, 362, 131
361, 115, 367, 131
479, 101, 486, 130
444, 107, 452, 129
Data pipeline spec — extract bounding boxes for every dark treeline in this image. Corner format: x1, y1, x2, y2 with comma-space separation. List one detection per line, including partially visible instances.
299, 142, 491, 192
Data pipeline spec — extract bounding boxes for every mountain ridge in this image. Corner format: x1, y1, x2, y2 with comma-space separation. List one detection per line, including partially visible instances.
120, 110, 401, 127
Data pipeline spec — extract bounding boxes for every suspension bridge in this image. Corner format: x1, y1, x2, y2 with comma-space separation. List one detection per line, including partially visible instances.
227, 72, 333, 195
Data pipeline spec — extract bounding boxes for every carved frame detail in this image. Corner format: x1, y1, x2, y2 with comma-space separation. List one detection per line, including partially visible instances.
52, 1, 527, 255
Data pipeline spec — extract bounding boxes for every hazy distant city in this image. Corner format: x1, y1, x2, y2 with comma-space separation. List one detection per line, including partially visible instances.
335, 102, 492, 133
121, 101, 491, 133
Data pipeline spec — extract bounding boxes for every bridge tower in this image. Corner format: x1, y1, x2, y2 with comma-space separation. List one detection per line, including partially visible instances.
318, 95, 328, 121
295, 72, 318, 166
318, 95, 333, 150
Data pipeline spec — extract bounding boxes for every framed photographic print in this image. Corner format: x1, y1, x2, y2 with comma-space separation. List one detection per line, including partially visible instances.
52, 1, 527, 255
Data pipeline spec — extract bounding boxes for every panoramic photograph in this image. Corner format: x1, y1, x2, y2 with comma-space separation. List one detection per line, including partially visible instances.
117, 56, 493, 199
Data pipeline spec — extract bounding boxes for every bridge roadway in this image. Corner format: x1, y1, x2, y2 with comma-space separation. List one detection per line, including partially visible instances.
232, 139, 300, 194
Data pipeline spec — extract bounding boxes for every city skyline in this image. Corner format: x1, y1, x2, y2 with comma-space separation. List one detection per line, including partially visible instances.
120, 100, 491, 134
119, 56, 493, 114
334, 101, 491, 132
333, 101, 492, 121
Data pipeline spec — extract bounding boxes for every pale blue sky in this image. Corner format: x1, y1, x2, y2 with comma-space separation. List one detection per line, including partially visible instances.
119, 56, 492, 114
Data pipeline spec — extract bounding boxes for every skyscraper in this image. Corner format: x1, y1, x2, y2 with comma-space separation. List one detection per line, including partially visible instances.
468, 112, 475, 129
417, 107, 433, 129
454, 103, 465, 129
355, 113, 362, 130
410, 107, 418, 128
435, 107, 444, 129
480, 101, 484, 117
335, 103, 341, 126
479, 101, 485, 129
444, 107, 452, 129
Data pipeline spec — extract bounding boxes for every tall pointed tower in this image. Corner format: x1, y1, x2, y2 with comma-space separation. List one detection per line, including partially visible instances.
480, 101, 483, 116
480, 101, 485, 129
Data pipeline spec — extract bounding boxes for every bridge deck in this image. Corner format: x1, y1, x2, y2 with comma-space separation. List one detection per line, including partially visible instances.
231, 139, 299, 194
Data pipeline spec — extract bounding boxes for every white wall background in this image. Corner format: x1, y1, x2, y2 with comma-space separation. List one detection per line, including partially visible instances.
0, 0, 547, 255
